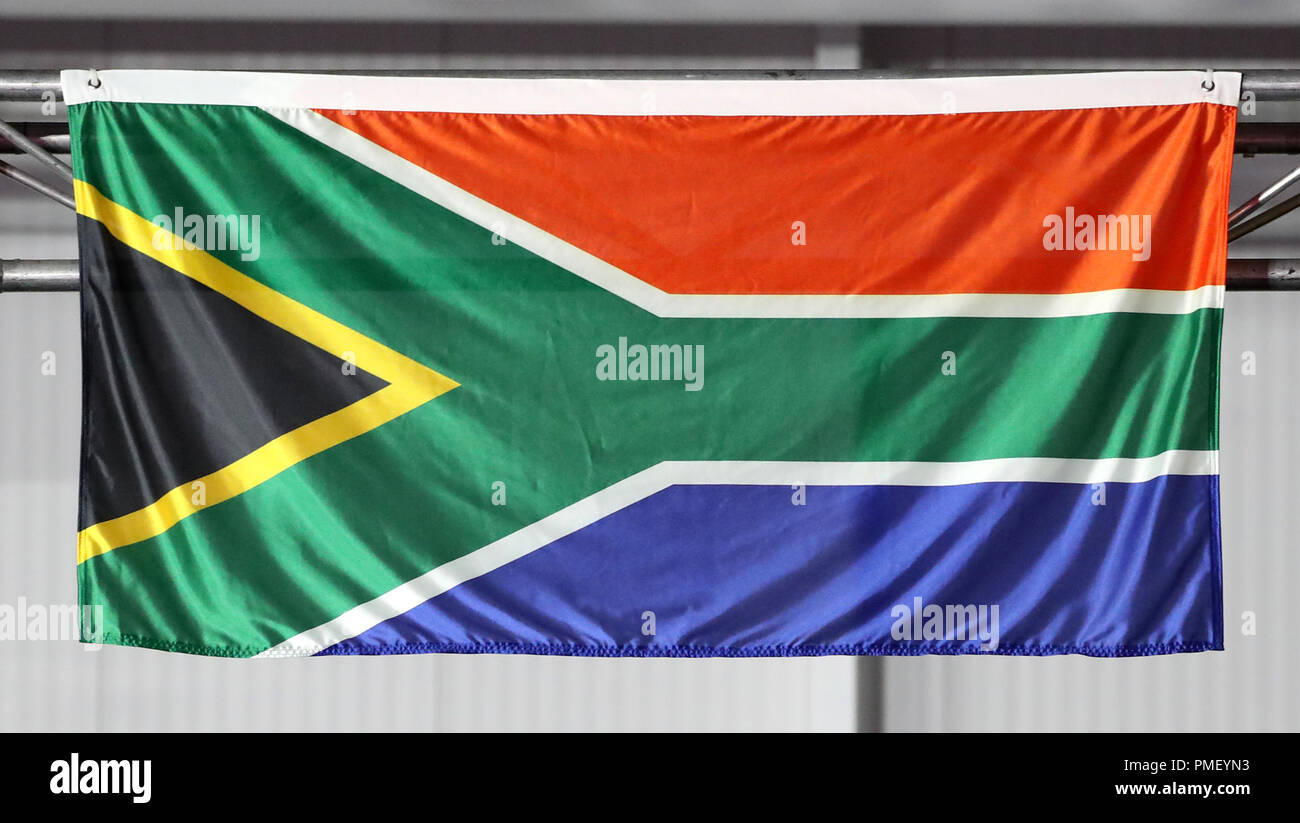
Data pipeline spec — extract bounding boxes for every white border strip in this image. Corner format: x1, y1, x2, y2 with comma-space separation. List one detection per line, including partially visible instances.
61, 69, 1241, 114
256, 449, 1218, 657
264, 107, 1224, 319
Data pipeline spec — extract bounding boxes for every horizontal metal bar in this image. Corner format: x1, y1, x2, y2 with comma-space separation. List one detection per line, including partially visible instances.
5, 258, 1298, 293
1231, 69, 1300, 103
1223, 258, 1300, 289
0, 70, 61, 103
1235, 122, 1300, 155
0, 259, 78, 292
4, 68, 1300, 102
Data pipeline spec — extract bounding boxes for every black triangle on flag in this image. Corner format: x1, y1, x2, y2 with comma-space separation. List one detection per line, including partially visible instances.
76, 215, 389, 531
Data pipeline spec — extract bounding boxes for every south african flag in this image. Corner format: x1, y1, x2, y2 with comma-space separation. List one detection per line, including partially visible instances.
64, 69, 1236, 657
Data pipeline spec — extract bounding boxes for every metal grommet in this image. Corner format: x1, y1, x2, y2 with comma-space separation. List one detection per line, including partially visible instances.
87, 69, 101, 89
1201, 70, 1215, 92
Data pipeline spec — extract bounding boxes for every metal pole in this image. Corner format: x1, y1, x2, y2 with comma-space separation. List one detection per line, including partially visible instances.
1235, 123, 1300, 155
1230, 191, 1300, 242
4, 68, 1300, 102
0, 123, 68, 155
0, 117, 73, 182
0, 70, 61, 102
1225, 258, 1300, 289
0, 159, 75, 210
1228, 165, 1300, 228
1230, 69, 1300, 102
0, 259, 79, 291
5, 258, 1299, 293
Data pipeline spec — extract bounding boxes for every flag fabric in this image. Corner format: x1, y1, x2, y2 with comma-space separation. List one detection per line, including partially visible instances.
63, 69, 1237, 658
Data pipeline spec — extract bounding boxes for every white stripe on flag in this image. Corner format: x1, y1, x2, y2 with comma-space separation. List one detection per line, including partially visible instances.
61, 69, 1242, 114
263, 106, 1225, 320
254, 449, 1218, 658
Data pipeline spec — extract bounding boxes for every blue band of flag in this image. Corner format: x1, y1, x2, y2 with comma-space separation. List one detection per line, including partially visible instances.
319, 474, 1222, 657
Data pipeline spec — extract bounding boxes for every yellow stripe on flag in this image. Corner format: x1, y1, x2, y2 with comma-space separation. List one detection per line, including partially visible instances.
74, 181, 459, 563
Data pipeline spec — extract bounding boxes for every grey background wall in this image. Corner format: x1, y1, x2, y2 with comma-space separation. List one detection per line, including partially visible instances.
0, 11, 1295, 732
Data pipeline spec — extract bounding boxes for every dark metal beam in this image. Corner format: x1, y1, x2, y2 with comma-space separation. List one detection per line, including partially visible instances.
1222, 258, 1300, 289
1235, 122, 1300, 156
